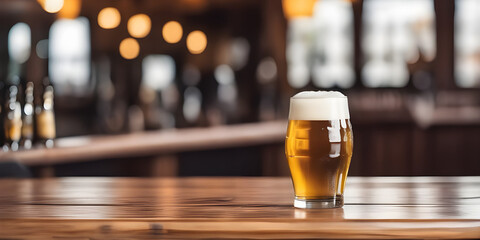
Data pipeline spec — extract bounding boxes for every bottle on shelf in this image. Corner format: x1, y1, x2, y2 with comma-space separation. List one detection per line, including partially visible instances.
0, 80, 5, 149
36, 79, 56, 148
21, 82, 34, 149
4, 85, 22, 151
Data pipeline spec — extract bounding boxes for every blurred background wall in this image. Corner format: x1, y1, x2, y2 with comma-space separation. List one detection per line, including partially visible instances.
0, 0, 479, 177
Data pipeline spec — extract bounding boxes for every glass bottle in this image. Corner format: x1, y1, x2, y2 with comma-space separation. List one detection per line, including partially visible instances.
4, 85, 22, 151
21, 82, 34, 149
0, 81, 5, 149
36, 84, 56, 148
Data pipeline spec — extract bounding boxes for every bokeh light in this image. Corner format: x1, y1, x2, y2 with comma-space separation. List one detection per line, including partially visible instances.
127, 14, 151, 38
58, 0, 81, 19
142, 55, 176, 91
186, 30, 207, 54
36, 39, 49, 59
162, 21, 183, 44
183, 87, 202, 123
8, 23, 31, 64
38, 0, 64, 13
256, 57, 277, 84
119, 38, 140, 59
214, 64, 235, 85
282, 0, 316, 19
98, 7, 121, 29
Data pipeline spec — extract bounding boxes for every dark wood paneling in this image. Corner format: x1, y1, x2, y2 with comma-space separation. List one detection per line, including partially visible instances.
434, 0, 455, 89
430, 126, 480, 175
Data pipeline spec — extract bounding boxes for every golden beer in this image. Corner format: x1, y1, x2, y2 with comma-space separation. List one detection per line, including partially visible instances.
285, 91, 353, 208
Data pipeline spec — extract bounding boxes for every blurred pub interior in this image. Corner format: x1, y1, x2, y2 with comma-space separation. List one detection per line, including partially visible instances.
0, 0, 479, 178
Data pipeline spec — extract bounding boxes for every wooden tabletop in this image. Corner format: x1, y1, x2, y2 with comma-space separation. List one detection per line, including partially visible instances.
1, 177, 479, 239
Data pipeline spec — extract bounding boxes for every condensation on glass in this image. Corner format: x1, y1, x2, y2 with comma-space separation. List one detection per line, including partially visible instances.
49, 17, 91, 96
286, 0, 354, 89
455, 0, 480, 88
362, 0, 436, 88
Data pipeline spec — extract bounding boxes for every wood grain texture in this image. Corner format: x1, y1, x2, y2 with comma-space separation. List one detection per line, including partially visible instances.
0, 121, 287, 166
0, 177, 479, 239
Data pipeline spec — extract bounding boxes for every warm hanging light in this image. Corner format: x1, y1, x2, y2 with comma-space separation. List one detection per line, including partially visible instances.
38, 0, 64, 13
119, 38, 140, 59
127, 14, 151, 38
58, 0, 81, 19
98, 7, 121, 29
282, 0, 316, 19
186, 30, 207, 54
162, 21, 183, 44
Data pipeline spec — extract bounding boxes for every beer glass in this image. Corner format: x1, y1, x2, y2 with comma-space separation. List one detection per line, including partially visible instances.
285, 91, 353, 208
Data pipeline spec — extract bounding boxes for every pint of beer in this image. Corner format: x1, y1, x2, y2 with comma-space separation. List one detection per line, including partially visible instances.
285, 91, 353, 208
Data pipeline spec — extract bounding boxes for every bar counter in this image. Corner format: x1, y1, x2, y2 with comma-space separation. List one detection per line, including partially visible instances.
0, 121, 286, 166
1, 177, 479, 239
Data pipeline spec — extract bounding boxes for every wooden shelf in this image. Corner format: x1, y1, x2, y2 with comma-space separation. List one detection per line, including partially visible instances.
0, 120, 287, 166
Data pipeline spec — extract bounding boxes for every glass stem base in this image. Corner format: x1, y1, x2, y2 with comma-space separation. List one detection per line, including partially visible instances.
294, 196, 344, 209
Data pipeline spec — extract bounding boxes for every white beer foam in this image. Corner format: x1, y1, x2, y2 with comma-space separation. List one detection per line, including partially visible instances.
289, 91, 350, 120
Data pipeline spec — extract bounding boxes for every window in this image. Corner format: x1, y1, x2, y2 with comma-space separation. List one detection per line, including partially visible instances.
286, 0, 354, 89
362, 0, 435, 88
455, 0, 480, 88
49, 17, 91, 96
